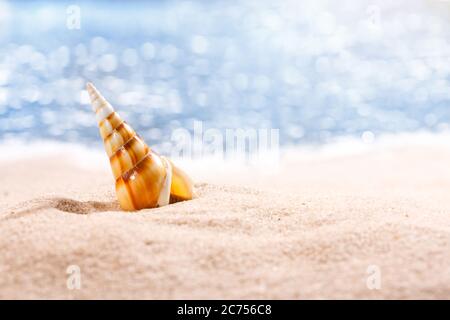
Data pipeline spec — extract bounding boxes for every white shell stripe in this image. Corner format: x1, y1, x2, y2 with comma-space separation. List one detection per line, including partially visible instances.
91, 98, 103, 112
96, 103, 114, 123
157, 157, 172, 207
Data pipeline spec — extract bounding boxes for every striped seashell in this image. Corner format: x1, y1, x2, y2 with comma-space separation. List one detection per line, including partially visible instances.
86, 82, 195, 211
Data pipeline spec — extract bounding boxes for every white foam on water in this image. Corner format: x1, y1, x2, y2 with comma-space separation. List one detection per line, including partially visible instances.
0, 138, 108, 171
2, 130, 450, 174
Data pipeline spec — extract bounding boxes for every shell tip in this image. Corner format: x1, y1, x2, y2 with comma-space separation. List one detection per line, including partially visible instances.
86, 82, 94, 91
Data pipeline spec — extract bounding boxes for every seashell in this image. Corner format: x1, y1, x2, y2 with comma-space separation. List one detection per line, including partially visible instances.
86, 82, 195, 211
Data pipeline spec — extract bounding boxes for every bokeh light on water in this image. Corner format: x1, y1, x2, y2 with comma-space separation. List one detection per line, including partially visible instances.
0, 0, 449, 152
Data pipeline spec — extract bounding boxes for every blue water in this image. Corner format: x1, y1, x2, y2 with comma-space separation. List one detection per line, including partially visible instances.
0, 0, 449, 151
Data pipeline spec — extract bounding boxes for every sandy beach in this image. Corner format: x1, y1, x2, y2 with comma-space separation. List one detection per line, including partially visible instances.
1, 136, 450, 299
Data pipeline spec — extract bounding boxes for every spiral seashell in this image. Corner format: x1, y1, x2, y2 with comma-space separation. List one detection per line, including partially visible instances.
86, 82, 195, 211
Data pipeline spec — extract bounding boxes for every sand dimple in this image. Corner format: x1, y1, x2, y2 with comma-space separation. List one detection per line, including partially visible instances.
2, 184, 211, 219
54, 198, 120, 214
2, 197, 121, 219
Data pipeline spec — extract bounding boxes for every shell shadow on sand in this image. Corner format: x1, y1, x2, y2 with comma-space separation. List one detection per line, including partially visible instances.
2, 197, 121, 220
1, 183, 207, 221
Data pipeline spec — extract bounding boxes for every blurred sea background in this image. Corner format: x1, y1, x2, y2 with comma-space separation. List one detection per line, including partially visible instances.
0, 0, 449, 155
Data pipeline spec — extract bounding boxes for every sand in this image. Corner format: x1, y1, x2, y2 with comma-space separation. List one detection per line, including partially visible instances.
1, 137, 450, 299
